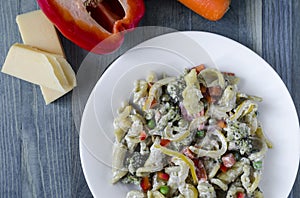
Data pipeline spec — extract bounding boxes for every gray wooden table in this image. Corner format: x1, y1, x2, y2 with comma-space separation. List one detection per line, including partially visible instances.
1, 0, 299, 197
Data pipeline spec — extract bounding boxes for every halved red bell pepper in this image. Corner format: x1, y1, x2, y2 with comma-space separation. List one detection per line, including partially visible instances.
37, 0, 145, 54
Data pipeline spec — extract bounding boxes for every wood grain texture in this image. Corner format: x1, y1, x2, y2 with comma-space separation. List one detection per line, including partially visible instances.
0, 0, 299, 198
0, 0, 91, 197
261, 1, 300, 197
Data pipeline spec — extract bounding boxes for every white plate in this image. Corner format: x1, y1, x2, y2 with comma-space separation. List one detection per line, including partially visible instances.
79, 31, 300, 198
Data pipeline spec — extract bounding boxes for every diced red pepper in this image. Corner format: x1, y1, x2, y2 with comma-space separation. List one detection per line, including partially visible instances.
220, 163, 228, 173
205, 94, 216, 103
182, 147, 196, 159
237, 192, 245, 198
217, 120, 227, 128
37, 0, 145, 54
140, 176, 151, 192
222, 153, 236, 168
150, 98, 158, 109
192, 64, 206, 74
160, 139, 171, 147
139, 131, 147, 141
201, 86, 218, 104
200, 84, 207, 95
192, 159, 207, 182
222, 71, 236, 76
157, 172, 170, 181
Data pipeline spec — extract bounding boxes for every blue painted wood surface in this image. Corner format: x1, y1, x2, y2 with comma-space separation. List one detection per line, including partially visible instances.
0, 0, 299, 197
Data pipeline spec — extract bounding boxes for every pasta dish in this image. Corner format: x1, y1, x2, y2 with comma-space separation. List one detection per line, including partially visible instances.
111, 65, 272, 198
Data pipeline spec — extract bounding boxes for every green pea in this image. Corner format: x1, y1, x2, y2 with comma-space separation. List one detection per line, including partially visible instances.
196, 130, 205, 137
159, 185, 169, 195
147, 119, 156, 129
253, 161, 263, 170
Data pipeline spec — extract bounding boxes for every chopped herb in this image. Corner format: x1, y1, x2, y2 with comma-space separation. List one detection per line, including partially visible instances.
196, 130, 205, 137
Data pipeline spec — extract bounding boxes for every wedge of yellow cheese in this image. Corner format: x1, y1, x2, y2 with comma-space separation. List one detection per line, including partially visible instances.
15, 10, 76, 104
16, 10, 65, 57
2, 43, 72, 92
41, 57, 77, 104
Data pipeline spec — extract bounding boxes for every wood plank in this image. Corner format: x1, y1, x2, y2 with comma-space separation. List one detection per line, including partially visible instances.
262, 1, 293, 89
0, 0, 92, 197
189, 0, 263, 56
262, 1, 299, 197
292, 0, 300, 120
140, 0, 191, 30
290, 0, 300, 196
0, 0, 23, 197
239, 0, 263, 55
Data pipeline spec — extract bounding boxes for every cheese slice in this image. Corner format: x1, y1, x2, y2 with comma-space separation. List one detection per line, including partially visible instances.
16, 10, 65, 57
16, 10, 76, 104
56, 57, 77, 87
41, 57, 77, 104
1, 43, 70, 92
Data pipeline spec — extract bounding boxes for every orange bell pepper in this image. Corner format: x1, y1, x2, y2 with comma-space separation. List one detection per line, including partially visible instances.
178, 0, 231, 21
